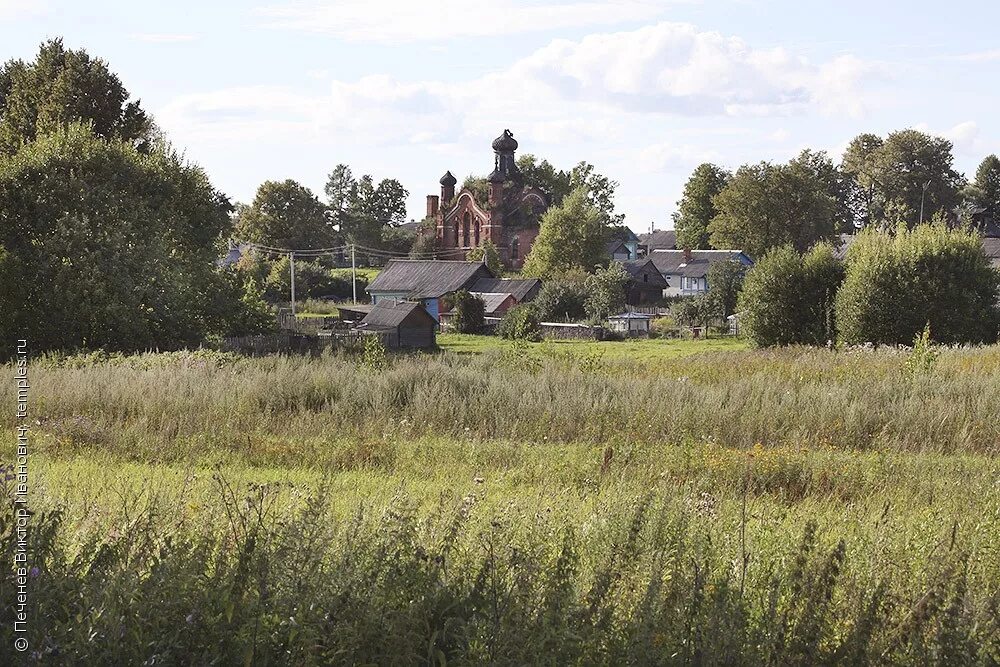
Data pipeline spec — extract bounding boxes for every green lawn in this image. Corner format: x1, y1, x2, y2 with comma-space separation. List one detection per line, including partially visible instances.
437, 332, 747, 359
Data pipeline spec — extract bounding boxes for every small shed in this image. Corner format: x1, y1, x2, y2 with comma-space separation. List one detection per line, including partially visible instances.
358, 301, 437, 349
608, 312, 653, 336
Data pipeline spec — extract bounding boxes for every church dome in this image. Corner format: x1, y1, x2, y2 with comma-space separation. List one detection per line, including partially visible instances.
491, 129, 518, 152
439, 170, 457, 186
487, 168, 505, 183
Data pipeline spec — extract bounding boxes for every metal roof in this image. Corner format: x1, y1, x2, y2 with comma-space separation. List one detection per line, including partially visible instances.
367, 260, 494, 299
649, 249, 751, 278
469, 292, 514, 314
469, 277, 541, 302
360, 301, 431, 328
638, 229, 676, 251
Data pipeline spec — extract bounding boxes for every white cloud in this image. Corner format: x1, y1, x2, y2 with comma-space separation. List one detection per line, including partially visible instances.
160, 21, 882, 153
0, 0, 48, 21
636, 142, 721, 172
132, 33, 198, 43
252, 0, 689, 43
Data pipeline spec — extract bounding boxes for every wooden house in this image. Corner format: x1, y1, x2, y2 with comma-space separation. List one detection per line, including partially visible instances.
358, 301, 437, 349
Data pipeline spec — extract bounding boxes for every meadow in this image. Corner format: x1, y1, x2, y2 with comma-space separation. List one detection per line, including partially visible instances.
2, 341, 999, 664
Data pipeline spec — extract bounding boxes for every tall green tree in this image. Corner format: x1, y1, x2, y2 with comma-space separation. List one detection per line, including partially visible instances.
705, 258, 747, 319
324, 164, 408, 247
522, 187, 610, 278
835, 225, 999, 345
0, 123, 249, 352
738, 243, 843, 347
675, 163, 730, 249
708, 158, 838, 258
467, 239, 503, 277
0, 38, 154, 156
840, 130, 963, 228
235, 180, 334, 250
973, 155, 1000, 224
584, 262, 629, 321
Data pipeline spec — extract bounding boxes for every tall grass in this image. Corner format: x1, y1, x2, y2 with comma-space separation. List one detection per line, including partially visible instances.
2, 345, 999, 663
5, 345, 1000, 462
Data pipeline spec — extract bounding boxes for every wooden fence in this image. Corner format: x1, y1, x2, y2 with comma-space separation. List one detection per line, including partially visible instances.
221, 330, 392, 356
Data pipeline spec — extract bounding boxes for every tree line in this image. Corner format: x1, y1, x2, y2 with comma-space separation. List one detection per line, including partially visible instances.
674, 132, 1000, 258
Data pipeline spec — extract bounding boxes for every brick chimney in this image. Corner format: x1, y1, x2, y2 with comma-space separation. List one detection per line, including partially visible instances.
683, 247, 692, 263
426, 195, 439, 218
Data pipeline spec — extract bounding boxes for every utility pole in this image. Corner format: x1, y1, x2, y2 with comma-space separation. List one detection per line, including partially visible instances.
351, 244, 357, 304
919, 180, 931, 225
288, 252, 296, 316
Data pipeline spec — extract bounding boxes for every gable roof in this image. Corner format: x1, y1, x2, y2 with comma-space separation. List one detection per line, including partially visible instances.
621, 258, 669, 287
607, 238, 630, 255
649, 250, 751, 278
361, 301, 433, 329
367, 260, 494, 299
469, 277, 541, 302
639, 229, 677, 252
469, 292, 516, 314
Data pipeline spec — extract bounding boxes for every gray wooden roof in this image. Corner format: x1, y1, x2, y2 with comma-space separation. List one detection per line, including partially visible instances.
638, 229, 676, 251
361, 301, 432, 328
469, 277, 541, 302
367, 260, 494, 299
649, 250, 751, 278
621, 257, 669, 287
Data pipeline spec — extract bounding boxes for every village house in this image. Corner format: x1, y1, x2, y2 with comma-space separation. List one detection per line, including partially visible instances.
468, 277, 541, 316
621, 258, 669, 304
607, 227, 641, 262
638, 229, 677, 256
649, 249, 752, 297
357, 301, 437, 349
367, 259, 495, 320
427, 130, 549, 270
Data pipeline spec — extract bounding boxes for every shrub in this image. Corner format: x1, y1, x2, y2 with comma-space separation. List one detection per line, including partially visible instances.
584, 262, 629, 321
466, 239, 504, 277
497, 303, 542, 341
534, 271, 589, 322
836, 224, 1000, 345
739, 243, 843, 347
450, 290, 486, 334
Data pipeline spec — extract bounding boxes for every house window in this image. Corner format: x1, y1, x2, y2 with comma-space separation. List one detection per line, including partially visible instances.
642, 273, 648, 283
511, 237, 519, 261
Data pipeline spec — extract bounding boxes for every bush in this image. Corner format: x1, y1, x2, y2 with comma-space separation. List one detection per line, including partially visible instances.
584, 262, 629, 321
533, 271, 589, 322
450, 290, 485, 334
497, 303, 542, 341
739, 243, 843, 347
836, 224, 1000, 345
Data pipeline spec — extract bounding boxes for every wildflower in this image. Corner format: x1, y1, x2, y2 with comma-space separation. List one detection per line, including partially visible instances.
473, 476, 484, 484
29, 567, 39, 578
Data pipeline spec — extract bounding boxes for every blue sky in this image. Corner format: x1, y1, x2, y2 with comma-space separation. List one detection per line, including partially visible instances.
3, 0, 999, 233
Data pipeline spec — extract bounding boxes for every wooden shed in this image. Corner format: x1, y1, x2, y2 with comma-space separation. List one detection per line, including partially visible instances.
358, 301, 437, 349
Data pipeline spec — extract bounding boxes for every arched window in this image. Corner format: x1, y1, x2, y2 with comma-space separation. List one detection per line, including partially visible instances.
474, 219, 480, 246
453, 219, 460, 246
462, 212, 471, 247
511, 237, 519, 261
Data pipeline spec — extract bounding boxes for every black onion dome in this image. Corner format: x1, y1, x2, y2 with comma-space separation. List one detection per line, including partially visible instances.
439, 170, 457, 186
491, 129, 518, 152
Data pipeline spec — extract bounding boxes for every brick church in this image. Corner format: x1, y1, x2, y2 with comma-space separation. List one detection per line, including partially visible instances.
426, 129, 549, 270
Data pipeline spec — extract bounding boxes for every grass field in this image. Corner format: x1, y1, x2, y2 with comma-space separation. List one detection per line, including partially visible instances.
438, 332, 747, 358
2, 343, 999, 663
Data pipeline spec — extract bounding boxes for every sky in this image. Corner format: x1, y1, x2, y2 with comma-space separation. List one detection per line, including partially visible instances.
3, 0, 1000, 234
